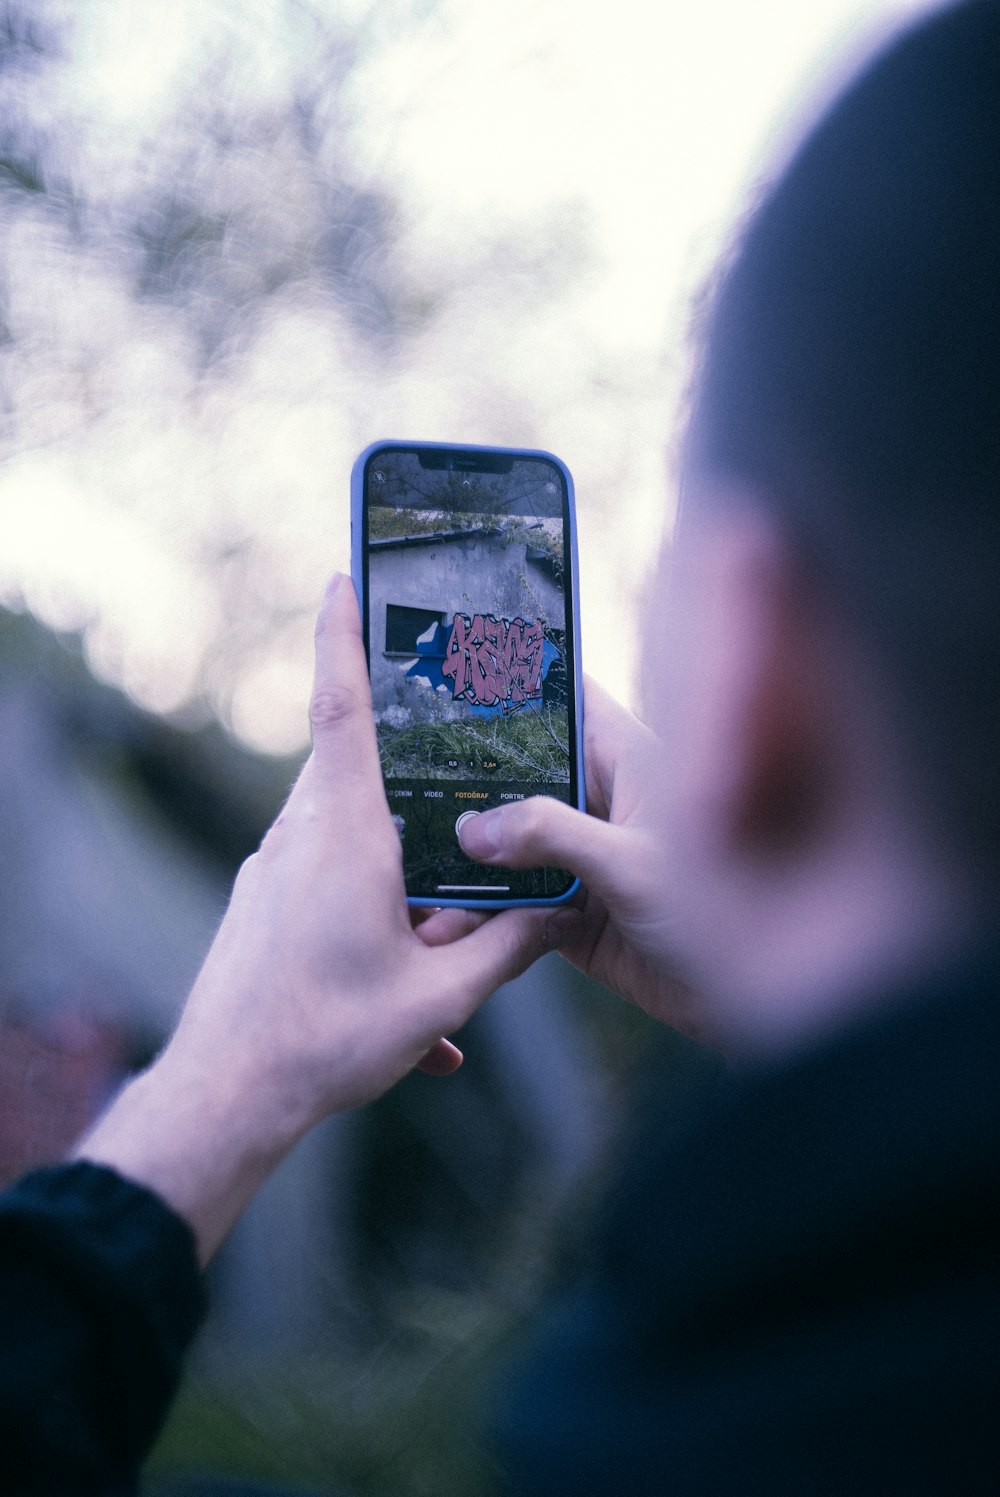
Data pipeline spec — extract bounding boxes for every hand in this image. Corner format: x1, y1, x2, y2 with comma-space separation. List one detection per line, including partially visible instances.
458, 679, 706, 1038
77, 574, 554, 1260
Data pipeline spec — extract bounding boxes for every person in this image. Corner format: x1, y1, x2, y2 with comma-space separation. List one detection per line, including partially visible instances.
2, 0, 998, 1490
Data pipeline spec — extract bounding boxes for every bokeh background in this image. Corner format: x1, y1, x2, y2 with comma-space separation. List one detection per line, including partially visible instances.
0, 1, 930, 1492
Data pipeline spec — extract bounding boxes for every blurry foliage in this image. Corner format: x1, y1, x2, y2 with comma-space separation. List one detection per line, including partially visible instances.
0, 0, 594, 749
152, 1325, 515, 1496
0, 2, 422, 347
151, 1177, 570, 1496
123, 75, 415, 362
0, 0, 420, 443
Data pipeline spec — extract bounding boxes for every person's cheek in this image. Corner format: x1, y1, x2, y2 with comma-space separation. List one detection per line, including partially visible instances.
639, 538, 698, 842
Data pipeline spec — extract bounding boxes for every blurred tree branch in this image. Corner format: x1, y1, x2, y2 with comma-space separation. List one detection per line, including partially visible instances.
0, 0, 594, 751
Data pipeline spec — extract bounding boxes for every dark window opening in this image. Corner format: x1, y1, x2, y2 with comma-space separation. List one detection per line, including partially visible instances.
384, 604, 446, 656
543, 628, 568, 706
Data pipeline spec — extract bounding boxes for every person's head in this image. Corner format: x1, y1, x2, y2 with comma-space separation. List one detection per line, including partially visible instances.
649, 0, 1000, 1042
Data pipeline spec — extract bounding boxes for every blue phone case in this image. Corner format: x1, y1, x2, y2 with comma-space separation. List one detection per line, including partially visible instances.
351, 439, 584, 909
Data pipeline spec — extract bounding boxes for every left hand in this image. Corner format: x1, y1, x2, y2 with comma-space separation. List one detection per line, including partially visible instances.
78, 574, 554, 1260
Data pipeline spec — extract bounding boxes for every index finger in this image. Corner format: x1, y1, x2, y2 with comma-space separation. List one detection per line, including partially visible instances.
582, 676, 656, 819
309, 573, 384, 798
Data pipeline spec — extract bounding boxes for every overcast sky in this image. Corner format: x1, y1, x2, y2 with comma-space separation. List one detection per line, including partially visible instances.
2, 0, 931, 749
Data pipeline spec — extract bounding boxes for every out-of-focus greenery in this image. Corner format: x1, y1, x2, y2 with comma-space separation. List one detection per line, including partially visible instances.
151, 1275, 544, 1495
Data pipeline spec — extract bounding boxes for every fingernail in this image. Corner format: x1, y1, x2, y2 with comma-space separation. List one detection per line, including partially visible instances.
458, 807, 503, 858
323, 572, 345, 599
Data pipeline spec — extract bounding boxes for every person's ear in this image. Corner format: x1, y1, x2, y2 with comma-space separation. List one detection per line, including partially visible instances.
730, 562, 832, 858
684, 504, 836, 865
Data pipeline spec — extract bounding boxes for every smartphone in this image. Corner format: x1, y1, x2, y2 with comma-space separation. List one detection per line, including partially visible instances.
351, 440, 583, 908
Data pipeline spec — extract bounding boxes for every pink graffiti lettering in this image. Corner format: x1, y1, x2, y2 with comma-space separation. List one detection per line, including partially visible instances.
442, 612, 546, 712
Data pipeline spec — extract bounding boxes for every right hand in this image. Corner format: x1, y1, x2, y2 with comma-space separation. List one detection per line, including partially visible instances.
458, 679, 707, 1039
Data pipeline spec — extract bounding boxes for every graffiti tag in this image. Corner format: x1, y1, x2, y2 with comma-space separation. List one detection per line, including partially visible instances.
441, 612, 546, 713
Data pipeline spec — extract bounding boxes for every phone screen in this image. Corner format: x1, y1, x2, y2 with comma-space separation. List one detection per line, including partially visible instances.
357, 443, 580, 904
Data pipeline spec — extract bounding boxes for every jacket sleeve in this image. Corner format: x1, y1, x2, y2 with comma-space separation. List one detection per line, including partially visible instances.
0, 1160, 207, 1496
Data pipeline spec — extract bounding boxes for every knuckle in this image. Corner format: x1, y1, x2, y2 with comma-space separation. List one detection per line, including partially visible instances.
255, 819, 285, 861
309, 684, 357, 733
232, 849, 262, 892
314, 603, 335, 643
370, 821, 405, 874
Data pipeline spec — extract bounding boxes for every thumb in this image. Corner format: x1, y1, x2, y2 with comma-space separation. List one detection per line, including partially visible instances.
458, 797, 643, 912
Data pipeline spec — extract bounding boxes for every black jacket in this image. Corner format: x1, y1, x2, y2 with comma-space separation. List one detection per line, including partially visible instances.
492, 950, 1000, 1494
0, 1161, 204, 1494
